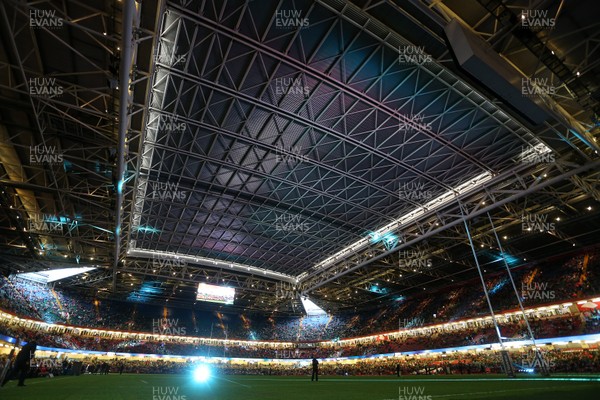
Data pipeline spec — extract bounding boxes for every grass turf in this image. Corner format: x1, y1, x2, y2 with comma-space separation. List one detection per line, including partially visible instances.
1, 373, 599, 400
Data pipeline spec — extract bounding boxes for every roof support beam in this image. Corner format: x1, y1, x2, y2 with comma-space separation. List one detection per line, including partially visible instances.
113, 0, 138, 290
300, 158, 600, 294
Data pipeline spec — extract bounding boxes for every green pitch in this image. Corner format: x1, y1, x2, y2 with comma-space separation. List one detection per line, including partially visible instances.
1, 373, 599, 400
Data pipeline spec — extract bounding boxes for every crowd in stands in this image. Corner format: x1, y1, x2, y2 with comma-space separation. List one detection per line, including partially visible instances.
1, 308, 598, 360
18, 348, 599, 378
0, 248, 599, 345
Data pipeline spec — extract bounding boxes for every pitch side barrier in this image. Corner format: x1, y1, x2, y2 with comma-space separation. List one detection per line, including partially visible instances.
3, 333, 598, 365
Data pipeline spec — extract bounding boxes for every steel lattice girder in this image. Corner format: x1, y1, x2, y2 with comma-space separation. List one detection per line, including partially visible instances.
2, 0, 599, 310
0, 0, 123, 265
0, 0, 158, 272
298, 158, 600, 295
130, 0, 557, 280
118, 258, 290, 295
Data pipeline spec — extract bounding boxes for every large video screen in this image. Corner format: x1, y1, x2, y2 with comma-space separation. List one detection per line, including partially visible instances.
196, 283, 235, 305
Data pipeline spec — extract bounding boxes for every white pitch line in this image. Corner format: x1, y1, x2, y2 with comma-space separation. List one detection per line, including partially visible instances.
214, 376, 252, 388
140, 379, 148, 384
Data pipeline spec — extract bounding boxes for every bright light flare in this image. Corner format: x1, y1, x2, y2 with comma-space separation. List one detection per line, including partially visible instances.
193, 365, 211, 382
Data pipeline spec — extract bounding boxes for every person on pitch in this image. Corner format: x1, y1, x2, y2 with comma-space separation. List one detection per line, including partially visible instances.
1, 340, 37, 387
311, 357, 319, 382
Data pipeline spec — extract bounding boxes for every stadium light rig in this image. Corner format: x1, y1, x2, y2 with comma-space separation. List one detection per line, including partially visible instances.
128, 248, 296, 283
369, 232, 399, 250
135, 225, 161, 234
308, 171, 493, 274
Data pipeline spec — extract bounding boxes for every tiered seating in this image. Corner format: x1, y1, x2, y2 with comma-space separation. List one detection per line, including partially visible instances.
0, 248, 599, 342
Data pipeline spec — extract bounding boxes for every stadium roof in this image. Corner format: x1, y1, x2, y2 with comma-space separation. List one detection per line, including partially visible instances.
0, 0, 599, 315
16, 267, 96, 284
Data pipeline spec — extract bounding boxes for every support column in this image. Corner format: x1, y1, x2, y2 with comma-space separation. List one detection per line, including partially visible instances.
461, 203, 515, 377
487, 212, 550, 376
